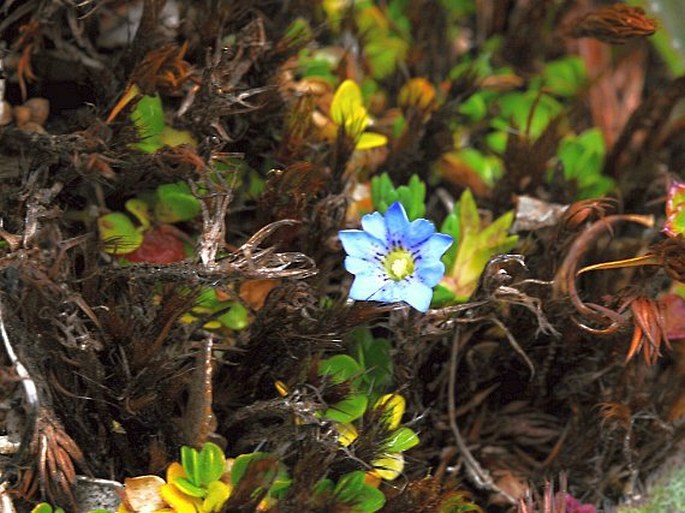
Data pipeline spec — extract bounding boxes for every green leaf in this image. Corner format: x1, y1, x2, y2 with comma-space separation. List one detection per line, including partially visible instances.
495, 91, 562, 140
282, 16, 312, 45
438, 494, 482, 513
313, 478, 335, 496
323, 393, 369, 423
172, 476, 207, 498
440, 211, 460, 273
216, 301, 249, 330
98, 212, 143, 255
332, 471, 386, 512
181, 445, 202, 486
363, 36, 408, 80
458, 93, 487, 121
155, 182, 202, 223
453, 148, 503, 187
230, 452, 290, 499
384, 426, 419, 453
231, 452, 267, 487
458, 189, 480, 238
131, 94, 166, 140
431, 284, 458, 308
371, 173, 395, 214
269, 471, 293, 498
194, 288, 221, 310
369, 173, 426, 220
319, 354, 362, 385
350, 484, 386, 513
199, 442, 226, 486
130, 94, 196, 152
542, 56, 586, 97
298, 50, 337, 85
31, 504, 54, 513
556, 128, 613, 199
334, 471, 366, 502
485, 130, 508, 154
404, 174, 427, 220
352, 328, 392, 400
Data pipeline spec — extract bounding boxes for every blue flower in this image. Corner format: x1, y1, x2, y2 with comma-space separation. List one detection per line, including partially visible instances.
339, 202, 453, 312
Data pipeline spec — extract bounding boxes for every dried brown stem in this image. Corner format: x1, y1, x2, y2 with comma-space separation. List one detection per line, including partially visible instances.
554, 214, 654, 333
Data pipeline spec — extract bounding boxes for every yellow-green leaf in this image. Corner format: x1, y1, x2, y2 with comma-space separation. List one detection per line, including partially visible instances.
202, 481, 231, 513
125, 198, 152, 230
370, 453, 404, 481
335, 422, 359, 447
97, 213, 143, 255
356, 131, 387, 150
173, 476, 206, 498
160, 483, 201, 513
374, 394, 405, 430
159, 126, 198, 148
331, 79, 369, 139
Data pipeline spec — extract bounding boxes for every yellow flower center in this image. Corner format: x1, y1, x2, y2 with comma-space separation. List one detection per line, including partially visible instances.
383, 249, 415, 281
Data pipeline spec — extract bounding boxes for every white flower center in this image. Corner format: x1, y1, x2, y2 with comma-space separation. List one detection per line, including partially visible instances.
383, 249, 415, 281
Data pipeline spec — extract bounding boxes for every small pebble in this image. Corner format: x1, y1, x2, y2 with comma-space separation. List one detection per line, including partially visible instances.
20, 121, 46, 134
23, 97, 50, 125
13, 105, 31, 126
0, 101, 12, 125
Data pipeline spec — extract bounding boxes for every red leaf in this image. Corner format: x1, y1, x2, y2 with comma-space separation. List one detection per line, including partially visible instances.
123, 225, 186, 264
662, 293, 685, 341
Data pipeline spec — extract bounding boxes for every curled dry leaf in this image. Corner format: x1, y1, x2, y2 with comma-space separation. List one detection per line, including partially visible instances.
239, 279, 279, 310
570, 4, 657, 45
121, 475, 167, 513
626, 297, 671, 365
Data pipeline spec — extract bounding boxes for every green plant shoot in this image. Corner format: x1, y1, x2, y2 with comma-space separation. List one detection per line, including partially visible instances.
370, 173, 426, 220
173, 442, 226, 498
438, 189, 518, 303
131, 93, 196, 153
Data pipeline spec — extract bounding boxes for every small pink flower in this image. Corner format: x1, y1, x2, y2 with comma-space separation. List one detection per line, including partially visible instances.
564, 493, 597, 513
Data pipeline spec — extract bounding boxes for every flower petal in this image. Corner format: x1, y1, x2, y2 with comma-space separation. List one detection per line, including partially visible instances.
369, 277, 433, 312
339, 230, 387, 258
349, 272, 389, 301
400, 279, 434, 312
415, 261, 445, 288
384, 202, 410, 247
344, 256, 382, 275
405, 218, 436, 247
361, 211, 388, 243
414, 233, 453, 262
